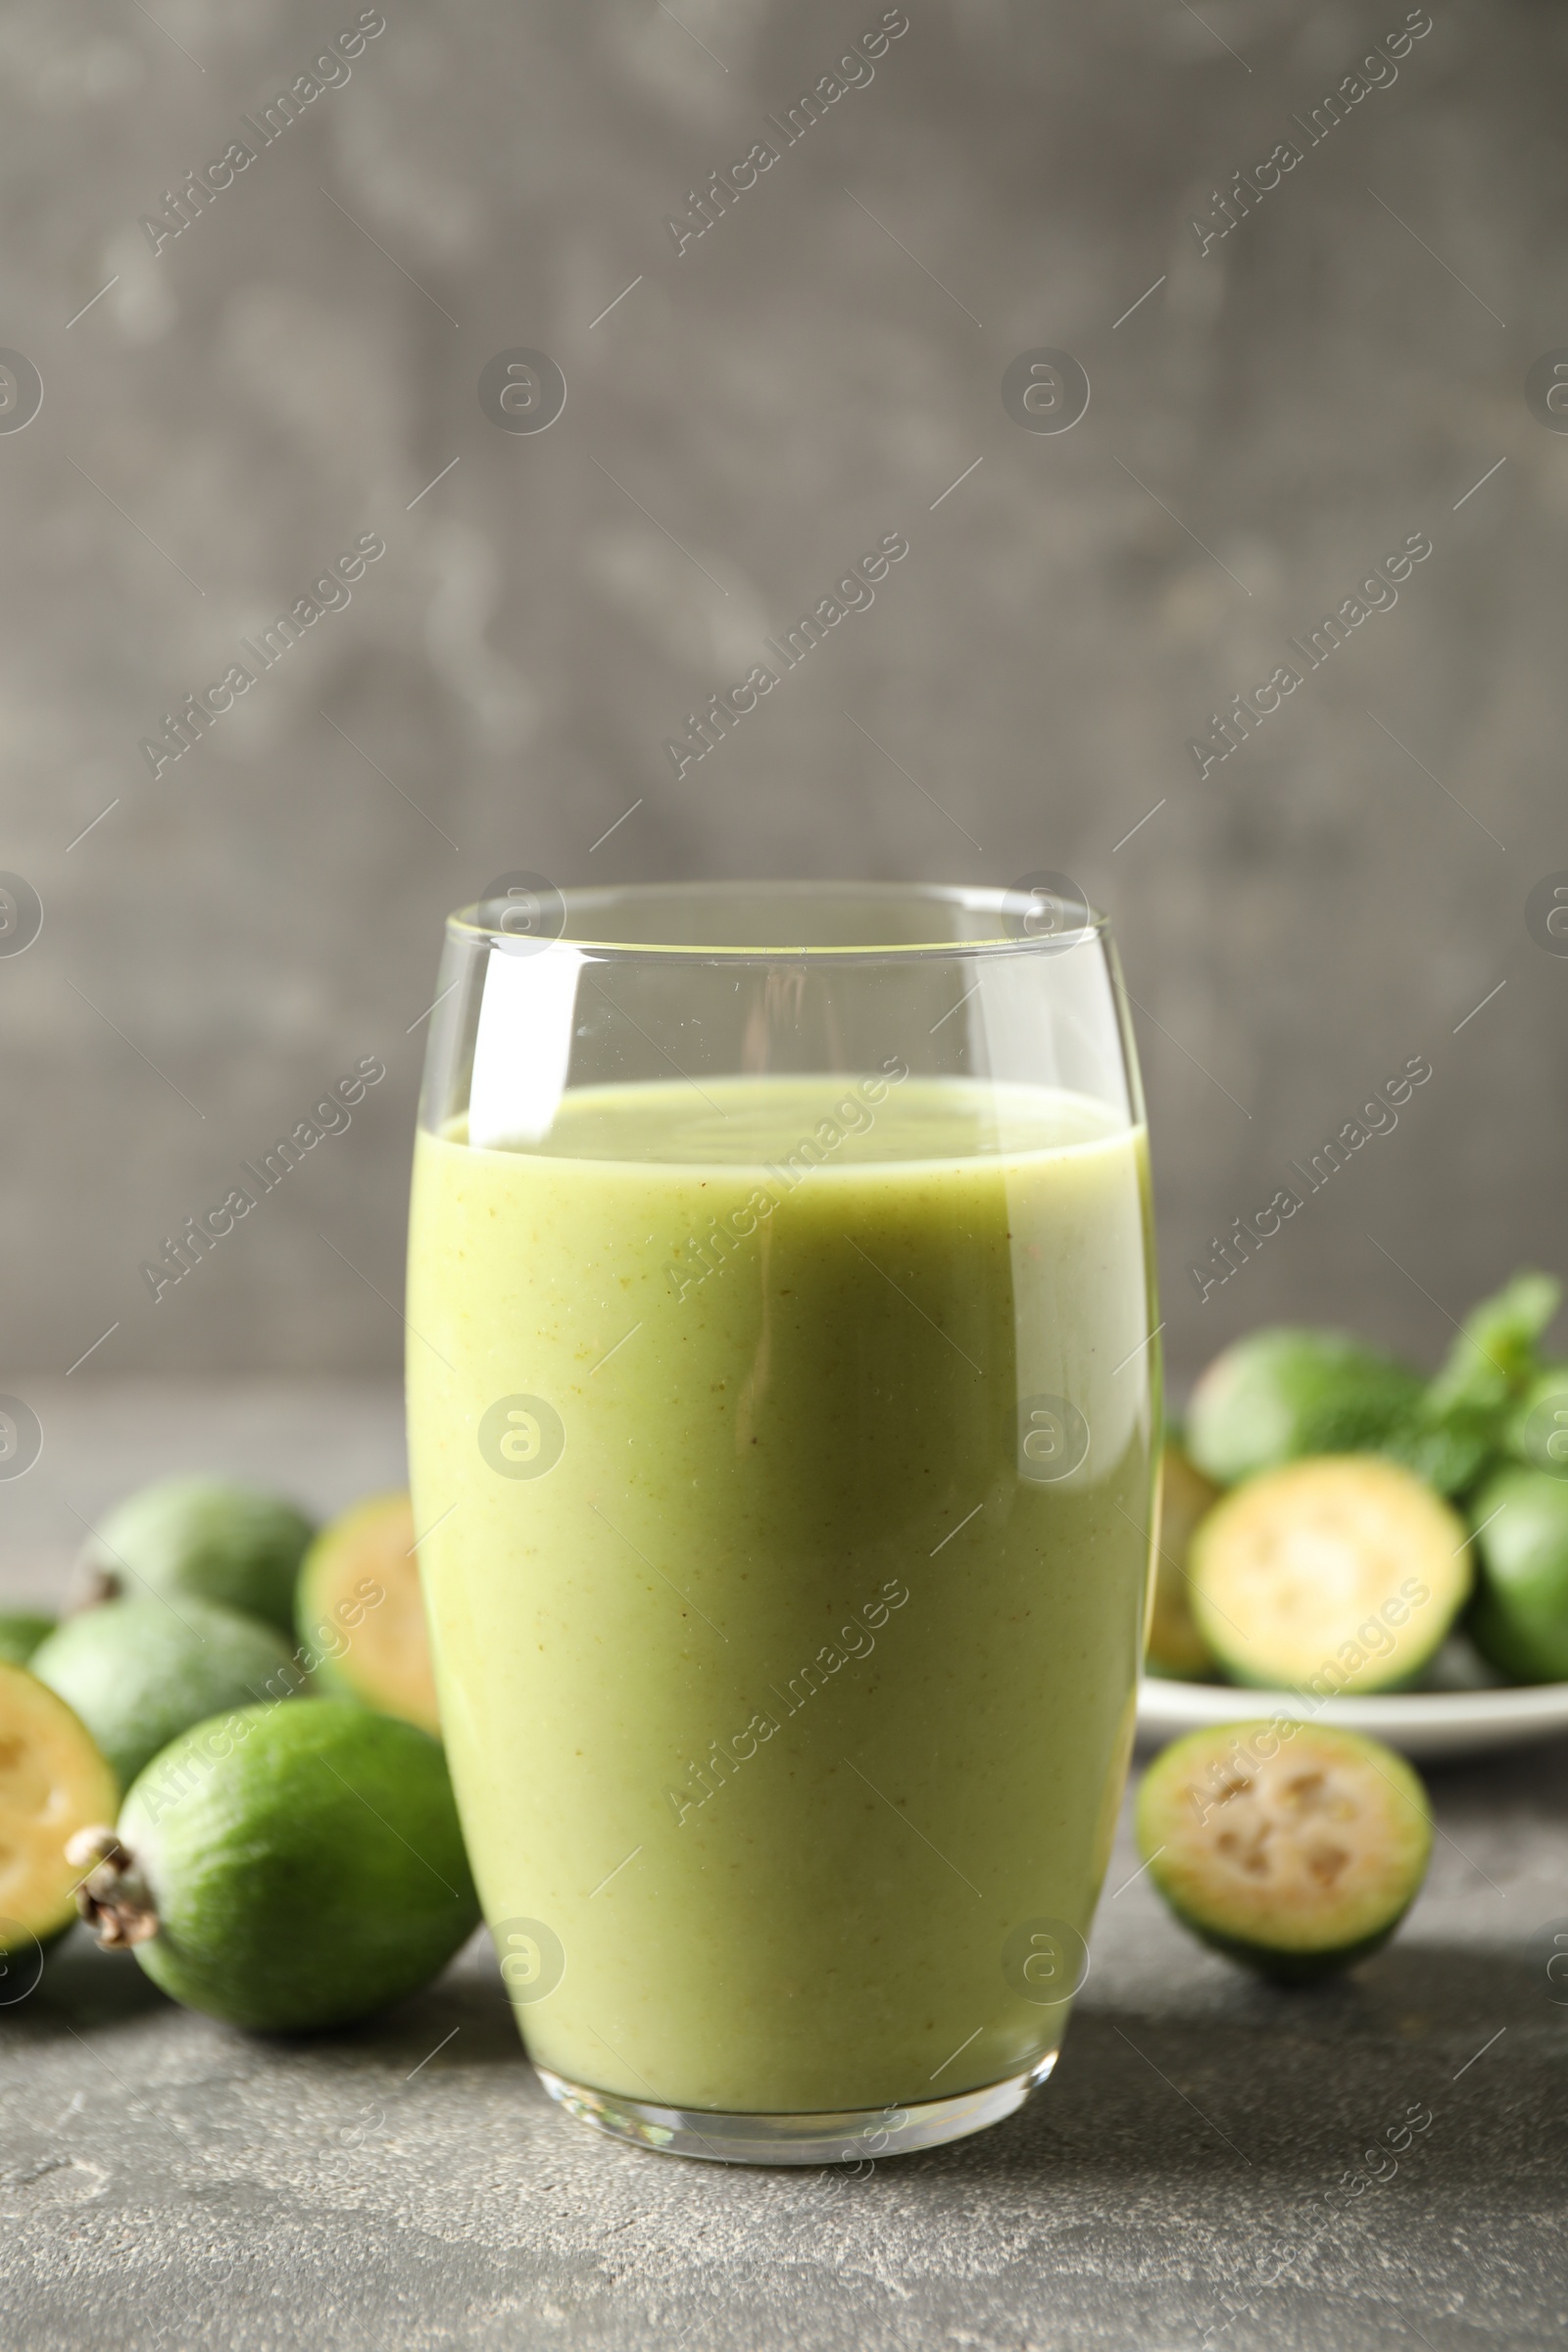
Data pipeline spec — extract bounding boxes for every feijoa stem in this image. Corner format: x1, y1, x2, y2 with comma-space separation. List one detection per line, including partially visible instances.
66, 1827, 160, 1947
70, 1566, 120, 1612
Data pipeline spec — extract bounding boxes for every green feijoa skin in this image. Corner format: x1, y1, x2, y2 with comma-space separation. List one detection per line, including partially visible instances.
1146, 1446, 1221, 1681
0, 1612, 57, 1667
92, 1700, 479, 2033
1189, 1456, 1472, 1695
1505, 1366, 1568, 1481
76, 1477, 316, 1633
1185, 1330, 1424, 1488
1137, 1722, 1433, 1983
1467, 1465, 1568, 1683
30, 1597, 303, 1791
0, 1661, 120, 1952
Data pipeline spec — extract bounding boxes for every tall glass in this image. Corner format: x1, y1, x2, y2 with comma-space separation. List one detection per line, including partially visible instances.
406, 882, 1159, 2164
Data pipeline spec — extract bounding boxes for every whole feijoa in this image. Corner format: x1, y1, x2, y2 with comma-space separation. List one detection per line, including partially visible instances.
31, 1596, 302, 1790
76, 1476, 316, 1633
1185, 1330, 1423, 1488
1467, 1464, 1568, 1683
78, 1700, 479, 2033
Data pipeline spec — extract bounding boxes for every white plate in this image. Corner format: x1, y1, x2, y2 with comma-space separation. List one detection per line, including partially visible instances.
1136, 1675, 1568, 1761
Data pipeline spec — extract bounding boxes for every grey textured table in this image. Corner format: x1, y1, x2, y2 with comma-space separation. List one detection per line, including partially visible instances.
2, 1387, 1565, 2351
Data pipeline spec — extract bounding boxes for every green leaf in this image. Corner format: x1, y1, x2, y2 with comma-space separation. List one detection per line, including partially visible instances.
1379, 1403, 1498, 1498
1424, 1272, 1561, 1419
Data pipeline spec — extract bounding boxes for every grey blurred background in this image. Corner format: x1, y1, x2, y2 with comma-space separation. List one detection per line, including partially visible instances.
4, 0, 1566, 1419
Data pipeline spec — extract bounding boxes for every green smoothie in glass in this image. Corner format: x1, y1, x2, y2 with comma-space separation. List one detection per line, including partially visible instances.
407, 1038, 1157, 2142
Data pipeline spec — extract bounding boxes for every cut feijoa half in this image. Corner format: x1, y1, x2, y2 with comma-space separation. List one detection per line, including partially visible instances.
1146, 1445, 1220, 1681
74, 1698, 478, 2032
295, 1493, 439, 1736
0, 1661, 120, 1953
31, 1595, 302, 1792
1190, 1455, 1471, 1694
1137, 1721, 1432, 1982
75, 1476, 316, 1634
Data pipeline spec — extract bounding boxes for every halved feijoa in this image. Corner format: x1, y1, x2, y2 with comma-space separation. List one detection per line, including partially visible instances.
1137, 1722, 1432, 1982
76, 1476, 315, 1634
0, 1662, 119, 1951
0, 1612, 57, 1668
1190, 1456, 1470, 1694
1147, 1446, 1220, 1680
296, 1493, 438, 1736
1466, 1464, 1568, 1683
31, 1596, 302, 1791
1185, 1329, 1424, 1489
75, 1699, 478, 2032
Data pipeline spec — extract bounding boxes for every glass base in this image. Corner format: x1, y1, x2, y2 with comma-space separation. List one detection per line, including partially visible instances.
535, 2051, 1058, 2166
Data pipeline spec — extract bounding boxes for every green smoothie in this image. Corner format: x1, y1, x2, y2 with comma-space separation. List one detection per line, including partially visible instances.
406, 1070, 1157, 2115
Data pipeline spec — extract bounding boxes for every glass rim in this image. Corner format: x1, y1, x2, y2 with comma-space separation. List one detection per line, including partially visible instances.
446, 879, 1110, 962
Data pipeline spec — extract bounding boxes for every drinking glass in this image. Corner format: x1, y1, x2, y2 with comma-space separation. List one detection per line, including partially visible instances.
406, 881, 1159, 2163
